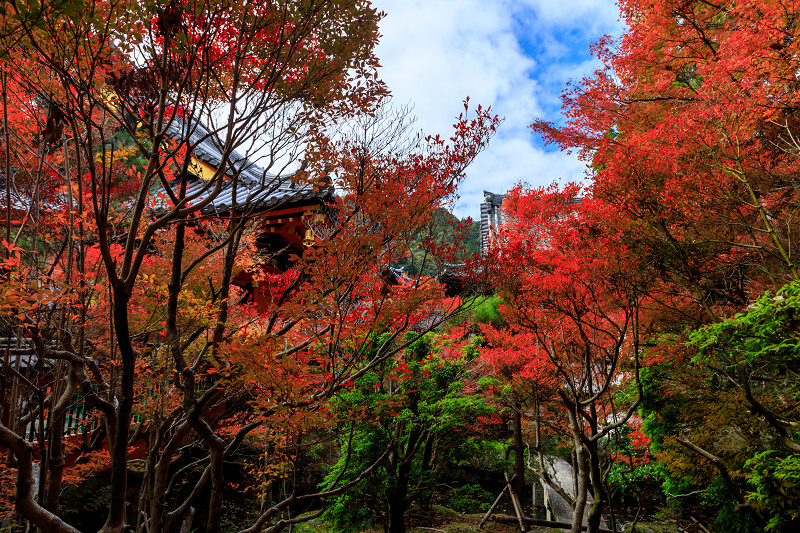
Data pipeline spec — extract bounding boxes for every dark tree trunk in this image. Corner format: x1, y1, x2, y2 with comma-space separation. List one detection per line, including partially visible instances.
0, 423, 80, 533
387, 423, 423, 533
587, 440, 605, 533
387, 449, 412, 533
563, 399, 588, 533
44, 402, 66, 513
418, 432, 435, 511
511, 398, 526, 504
100, 287, 135, 533
387, 495, 407, 533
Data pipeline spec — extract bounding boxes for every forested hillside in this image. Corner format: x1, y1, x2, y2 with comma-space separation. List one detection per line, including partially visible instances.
396, 208, 480, 276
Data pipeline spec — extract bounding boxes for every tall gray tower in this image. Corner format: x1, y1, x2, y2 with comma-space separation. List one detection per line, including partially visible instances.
480, 190, 505, 255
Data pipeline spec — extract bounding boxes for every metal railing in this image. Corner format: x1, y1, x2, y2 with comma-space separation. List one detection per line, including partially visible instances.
18, 374, 219, 442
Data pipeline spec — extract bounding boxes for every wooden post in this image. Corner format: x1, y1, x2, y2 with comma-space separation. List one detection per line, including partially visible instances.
505, 472, 527, 532
490, 515, 615, 533
478, 483, 510, 529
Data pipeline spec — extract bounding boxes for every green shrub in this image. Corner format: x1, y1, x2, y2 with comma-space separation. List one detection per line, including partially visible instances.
446, 483, 493, 513
703, 477, 761, 533
606, 461, 664, 500
472, 296, 503, 327
745, 451, 800, 532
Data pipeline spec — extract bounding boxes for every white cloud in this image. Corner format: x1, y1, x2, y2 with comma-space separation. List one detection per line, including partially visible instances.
371, 0, 622, 218
514, 0, 622, 37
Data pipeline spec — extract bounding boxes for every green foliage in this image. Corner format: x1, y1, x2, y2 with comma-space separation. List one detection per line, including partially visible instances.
658, 468, 698, 503
404, 330, 435, 359
322, 332, 493, 531
710, 506, 762, 533
471, 296, 503, 327
320, 415, 389, 532
363, 331, 395, 361
58, 485, 112, 531
639, 365, 686, 446
446, 483, 492, 513
458, 438, 507, 472
689, 281, 800, 372
322, 483, 377, 533
744, 451, 800, 531
476, 375, 500, 390
606, 461, 664, 500
637, 357, 762, 524
219, 498, 262, 533
396, 209, 480, 276
681, 282, 800, 531
704, 476, 762, 533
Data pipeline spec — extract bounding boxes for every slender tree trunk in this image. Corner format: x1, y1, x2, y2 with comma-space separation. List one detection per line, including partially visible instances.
511, 398, 526, 504
100, 288, 135, 533
149, 422, 192, 533
211, 202, 243, 357
388, 426, 422, 533
181, 415, 226, 533
565, 402, 588, 533
0, 423, 80, 533
44, 129, 78, 516
387, 455, 412, 533
586, 440, 605, 533
418, 432, 435, 511
44, 370, 73, 513
206, 437, 225, 533
155, 176, 191, 533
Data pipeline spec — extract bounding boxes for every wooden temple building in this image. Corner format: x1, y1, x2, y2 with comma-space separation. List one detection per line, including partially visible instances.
161, 118, 336, 310
1, 119, 339, 445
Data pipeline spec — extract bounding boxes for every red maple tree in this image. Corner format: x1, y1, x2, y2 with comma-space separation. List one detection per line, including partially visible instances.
0, 1, 499, 532
483, 184, 645, 533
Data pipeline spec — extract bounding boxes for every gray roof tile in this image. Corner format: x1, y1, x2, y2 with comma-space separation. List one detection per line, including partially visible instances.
157, 118, 331, 215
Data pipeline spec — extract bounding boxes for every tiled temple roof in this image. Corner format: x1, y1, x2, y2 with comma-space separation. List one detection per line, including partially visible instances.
158, 118, 332, 216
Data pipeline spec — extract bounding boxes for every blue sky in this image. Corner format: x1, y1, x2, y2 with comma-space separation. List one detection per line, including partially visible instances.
371, 0, 623, 219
